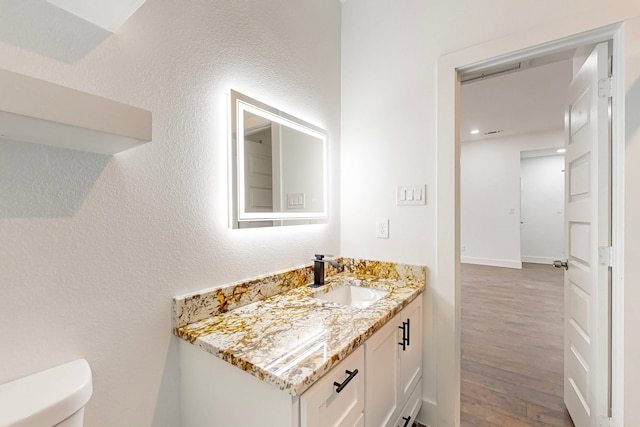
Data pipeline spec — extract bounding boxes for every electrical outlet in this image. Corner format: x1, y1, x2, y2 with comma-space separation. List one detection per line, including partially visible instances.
376, 219, 389, 239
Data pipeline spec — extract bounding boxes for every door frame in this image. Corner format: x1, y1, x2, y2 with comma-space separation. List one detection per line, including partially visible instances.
434, 19, 626, 427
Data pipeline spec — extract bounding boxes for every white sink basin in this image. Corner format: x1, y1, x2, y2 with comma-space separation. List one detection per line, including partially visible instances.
314, 285, 388, 308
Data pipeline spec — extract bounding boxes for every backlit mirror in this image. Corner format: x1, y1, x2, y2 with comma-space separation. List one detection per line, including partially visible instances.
229, 90, 328, 228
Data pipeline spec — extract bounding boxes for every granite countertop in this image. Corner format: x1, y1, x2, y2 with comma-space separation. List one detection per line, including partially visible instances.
173, 259, 426, 396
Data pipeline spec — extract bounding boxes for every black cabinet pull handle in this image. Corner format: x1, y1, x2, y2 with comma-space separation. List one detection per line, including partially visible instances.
333, 369, 358, 393
400, 415, 411, 427
406, 318, 410, 347
398, 320, 410, 351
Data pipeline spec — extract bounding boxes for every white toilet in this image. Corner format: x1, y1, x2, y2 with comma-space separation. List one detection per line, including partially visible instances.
0, 359, 93, 427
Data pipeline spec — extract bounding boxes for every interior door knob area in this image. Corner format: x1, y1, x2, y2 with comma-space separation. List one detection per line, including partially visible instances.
552, 260, 569, 270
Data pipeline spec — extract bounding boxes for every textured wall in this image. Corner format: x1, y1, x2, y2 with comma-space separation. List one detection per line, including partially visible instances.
0, 1, 341, 426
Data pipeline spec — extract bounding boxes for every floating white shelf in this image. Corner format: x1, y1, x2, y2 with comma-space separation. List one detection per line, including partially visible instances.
0, 68, 152, 154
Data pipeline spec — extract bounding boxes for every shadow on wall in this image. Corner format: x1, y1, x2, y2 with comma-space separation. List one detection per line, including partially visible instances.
0, 139, 110, 218
0, 0, 110, 64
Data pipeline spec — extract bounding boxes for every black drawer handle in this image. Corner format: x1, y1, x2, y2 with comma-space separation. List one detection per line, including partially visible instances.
333, 369, 358, 393
399, 415, 411, 427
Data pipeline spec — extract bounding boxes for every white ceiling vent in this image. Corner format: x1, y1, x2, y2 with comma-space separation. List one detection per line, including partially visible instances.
47, 0, 145, 32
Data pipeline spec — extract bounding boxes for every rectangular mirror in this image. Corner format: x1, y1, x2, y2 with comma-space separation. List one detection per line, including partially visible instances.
229, 90, 328, 228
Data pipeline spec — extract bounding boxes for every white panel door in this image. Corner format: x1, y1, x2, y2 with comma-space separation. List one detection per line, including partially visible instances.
563, 42, 611, 427
239, 129, 275, 228
244, 135, 273, 213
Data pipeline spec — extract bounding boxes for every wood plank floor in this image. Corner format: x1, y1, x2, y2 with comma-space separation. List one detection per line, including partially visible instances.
460, 263, 575, 427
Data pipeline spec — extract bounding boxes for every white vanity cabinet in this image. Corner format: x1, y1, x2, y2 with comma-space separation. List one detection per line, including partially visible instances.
179, 295, 423, 427
365, 297, 423, 427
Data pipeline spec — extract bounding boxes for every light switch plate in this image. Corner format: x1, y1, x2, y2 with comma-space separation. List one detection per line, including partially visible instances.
286, 193, 305, 209
397, 185, 427, 206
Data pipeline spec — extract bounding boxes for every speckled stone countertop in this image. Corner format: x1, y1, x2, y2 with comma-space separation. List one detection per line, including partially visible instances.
173, 258, 426, 396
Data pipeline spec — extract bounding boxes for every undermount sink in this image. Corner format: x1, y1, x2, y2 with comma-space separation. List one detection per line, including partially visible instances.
314, 285, 388, 309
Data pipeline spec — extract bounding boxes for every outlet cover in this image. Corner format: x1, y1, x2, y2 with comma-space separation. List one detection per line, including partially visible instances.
376, 219, 389, 239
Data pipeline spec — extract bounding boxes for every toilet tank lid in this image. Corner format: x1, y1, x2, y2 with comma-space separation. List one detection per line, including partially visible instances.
0, 359, 93, 427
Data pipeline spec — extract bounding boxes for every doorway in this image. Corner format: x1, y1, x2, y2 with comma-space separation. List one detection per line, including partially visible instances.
434, 23, 623, 427
520, 152, 565, 265
458, 52, 574, 425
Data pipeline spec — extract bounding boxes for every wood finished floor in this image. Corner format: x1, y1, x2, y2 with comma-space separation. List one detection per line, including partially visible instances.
460, 263, 575, 427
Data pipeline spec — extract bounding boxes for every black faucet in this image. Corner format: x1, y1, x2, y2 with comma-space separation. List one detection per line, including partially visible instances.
309, 254, 341, 287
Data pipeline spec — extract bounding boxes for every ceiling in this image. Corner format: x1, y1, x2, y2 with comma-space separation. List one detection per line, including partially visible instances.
459, 55, 574, 142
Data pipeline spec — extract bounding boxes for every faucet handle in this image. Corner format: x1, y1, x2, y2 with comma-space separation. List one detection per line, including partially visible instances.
313, 254, 341, 269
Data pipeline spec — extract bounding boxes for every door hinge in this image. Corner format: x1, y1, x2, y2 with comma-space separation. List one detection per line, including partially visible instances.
599, 246, 613, 267
599, 77, 613, 98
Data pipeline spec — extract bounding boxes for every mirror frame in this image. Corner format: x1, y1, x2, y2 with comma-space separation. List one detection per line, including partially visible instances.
229, 90, 329, 227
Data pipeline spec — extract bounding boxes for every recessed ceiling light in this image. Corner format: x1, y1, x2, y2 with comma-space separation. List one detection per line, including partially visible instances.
557, 148, 566, 153
470, 129, 480, 135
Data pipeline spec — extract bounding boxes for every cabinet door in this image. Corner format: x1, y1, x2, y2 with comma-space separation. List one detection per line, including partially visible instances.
301, 345, 364, 427
364, 317, 400, 427
398, 296, 422, 402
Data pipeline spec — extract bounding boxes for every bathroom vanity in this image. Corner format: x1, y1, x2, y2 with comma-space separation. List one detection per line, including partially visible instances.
173, 258, 426, 427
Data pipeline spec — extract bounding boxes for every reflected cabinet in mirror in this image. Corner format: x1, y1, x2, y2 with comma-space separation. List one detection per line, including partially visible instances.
229, 90, 328, 228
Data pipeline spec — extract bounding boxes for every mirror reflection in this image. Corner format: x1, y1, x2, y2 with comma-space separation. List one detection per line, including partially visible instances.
229, 90, 328, 228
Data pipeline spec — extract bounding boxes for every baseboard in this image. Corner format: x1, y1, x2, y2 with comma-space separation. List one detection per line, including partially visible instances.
460, 256, 522, 269
521, 256, 556, 265
415, 397, 437, 427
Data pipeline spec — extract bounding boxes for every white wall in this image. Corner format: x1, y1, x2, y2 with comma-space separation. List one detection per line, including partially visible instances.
520, 154, 565, 264
460, 131, 564, 268
0, 1, 341, 426
341, 1, 640, 426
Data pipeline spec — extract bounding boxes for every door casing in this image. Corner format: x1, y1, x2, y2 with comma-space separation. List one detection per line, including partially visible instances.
434, 22, 625, 427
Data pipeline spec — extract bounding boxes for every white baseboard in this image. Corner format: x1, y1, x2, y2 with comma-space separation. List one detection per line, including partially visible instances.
521, 256, 556, 265
460, 256, 522, 269
416, 397, 437, 427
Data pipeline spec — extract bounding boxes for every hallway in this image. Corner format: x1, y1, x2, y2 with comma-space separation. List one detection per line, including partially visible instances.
460, 263, 574, 426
